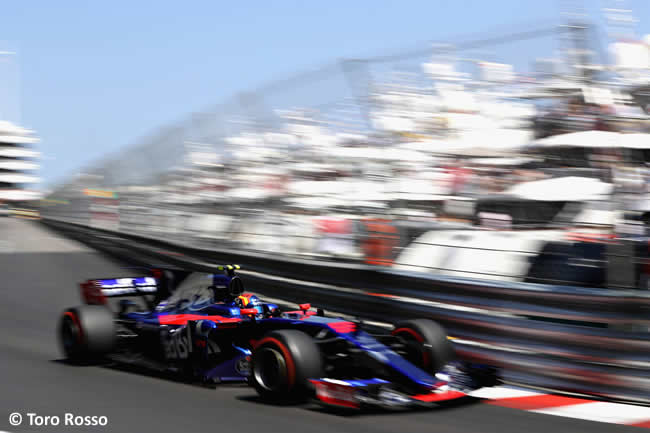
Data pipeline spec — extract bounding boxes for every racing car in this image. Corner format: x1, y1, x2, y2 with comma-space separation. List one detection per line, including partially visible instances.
58, 265, 495, 409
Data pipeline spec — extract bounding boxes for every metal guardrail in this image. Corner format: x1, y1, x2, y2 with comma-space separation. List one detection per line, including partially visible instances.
42, 217, 650, 404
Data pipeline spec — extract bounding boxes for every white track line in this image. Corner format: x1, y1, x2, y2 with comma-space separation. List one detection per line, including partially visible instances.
469, 385, 542, 399
532, 401, 650, 425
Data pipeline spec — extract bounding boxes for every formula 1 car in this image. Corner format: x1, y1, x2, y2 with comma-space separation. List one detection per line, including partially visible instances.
58, 265, 495, 409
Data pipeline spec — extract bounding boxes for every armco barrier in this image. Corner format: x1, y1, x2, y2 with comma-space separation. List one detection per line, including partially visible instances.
41, 217, 650, 403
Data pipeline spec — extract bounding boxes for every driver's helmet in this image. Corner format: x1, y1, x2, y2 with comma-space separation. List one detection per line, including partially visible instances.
236, 293, 261, 307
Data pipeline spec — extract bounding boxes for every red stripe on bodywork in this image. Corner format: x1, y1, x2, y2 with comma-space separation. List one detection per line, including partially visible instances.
158, 314, 242, 326
486, 394, 590, 410
412, 390, 466, 402
317, 395, 359, 409
310, 380, 360, 409
630, 420, 650, 428
328, 321, 356, 334
285, 310, 317, 318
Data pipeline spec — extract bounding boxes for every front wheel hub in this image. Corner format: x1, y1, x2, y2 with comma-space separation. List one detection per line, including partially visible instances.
254, 347, 288, 392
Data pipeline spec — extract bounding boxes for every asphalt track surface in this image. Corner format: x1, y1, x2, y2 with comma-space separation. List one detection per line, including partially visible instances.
0, 219, 639, 432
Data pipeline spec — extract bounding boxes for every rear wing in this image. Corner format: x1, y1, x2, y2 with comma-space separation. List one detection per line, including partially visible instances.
81, 277, 158, 305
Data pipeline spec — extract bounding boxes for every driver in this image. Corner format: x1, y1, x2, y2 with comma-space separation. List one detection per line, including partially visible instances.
210, 270, 277, 317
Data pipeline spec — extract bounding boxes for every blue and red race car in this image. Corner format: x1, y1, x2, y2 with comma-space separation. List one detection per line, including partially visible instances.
58, 265, 495, 409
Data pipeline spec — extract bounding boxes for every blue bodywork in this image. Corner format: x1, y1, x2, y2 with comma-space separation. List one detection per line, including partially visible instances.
73, 270, 492, 409
101, 272, 441, 390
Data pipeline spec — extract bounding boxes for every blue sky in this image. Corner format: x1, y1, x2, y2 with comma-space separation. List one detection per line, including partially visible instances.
2, 0, 649, 186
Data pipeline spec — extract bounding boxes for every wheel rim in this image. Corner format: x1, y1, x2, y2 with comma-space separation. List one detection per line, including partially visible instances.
61, 317, 79, 355
395, 330, 430, 371
403, 339, 426, 367
254, 347, 288, 392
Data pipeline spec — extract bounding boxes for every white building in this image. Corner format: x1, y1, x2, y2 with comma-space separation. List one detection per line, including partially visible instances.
0, 121, 41, 203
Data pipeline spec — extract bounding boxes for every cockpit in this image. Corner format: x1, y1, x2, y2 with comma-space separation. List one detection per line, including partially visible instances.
156, 270, 278, 318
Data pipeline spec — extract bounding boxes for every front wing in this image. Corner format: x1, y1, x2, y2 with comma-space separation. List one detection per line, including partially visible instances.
309, 378, 466, 410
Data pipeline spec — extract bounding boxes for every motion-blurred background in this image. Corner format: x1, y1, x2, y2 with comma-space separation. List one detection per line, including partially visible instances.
4, 1, 650, 286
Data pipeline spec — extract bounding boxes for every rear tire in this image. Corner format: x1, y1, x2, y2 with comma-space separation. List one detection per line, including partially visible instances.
58, 305, 116, 362
251, 330, 322, 402
392, 319, 454, 373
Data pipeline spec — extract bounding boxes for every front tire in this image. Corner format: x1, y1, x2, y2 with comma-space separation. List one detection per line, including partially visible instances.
392, 319, 454, 374
58, 305, 116, 362
251, 330, 322, 402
